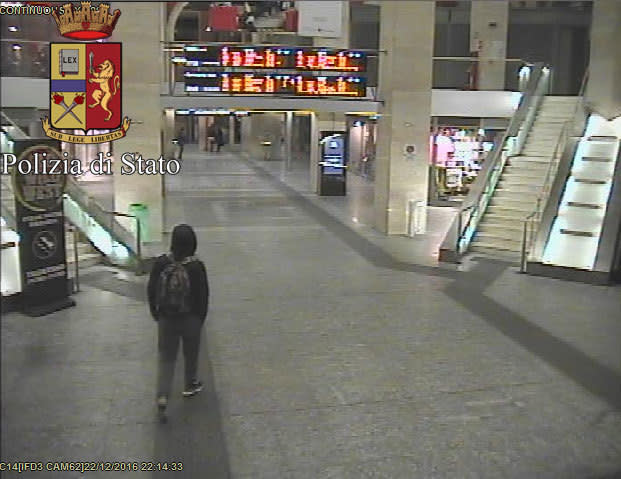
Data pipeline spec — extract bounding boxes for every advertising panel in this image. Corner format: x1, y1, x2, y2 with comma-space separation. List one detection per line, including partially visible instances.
11, 140, 74, 316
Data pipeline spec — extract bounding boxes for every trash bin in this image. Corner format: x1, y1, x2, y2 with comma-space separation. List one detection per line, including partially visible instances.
129, 203, 149, 243
407, 200, 426, 236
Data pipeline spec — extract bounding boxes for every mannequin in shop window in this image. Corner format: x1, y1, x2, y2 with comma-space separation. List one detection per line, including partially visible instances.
433, 129, 454, 196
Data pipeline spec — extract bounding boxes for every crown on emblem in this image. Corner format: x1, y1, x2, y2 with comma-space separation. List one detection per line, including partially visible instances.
51, 2, 121, 40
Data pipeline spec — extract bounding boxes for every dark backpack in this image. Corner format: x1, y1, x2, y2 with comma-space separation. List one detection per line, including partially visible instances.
155, 254, 196, 316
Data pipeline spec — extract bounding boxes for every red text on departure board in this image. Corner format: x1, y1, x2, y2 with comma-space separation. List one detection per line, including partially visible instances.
219, 73, 365, 96
220, 47, 285, 68
295, 50, 364, 72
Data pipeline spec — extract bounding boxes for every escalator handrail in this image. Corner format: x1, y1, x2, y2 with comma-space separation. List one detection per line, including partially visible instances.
63, 175, 139, 257
2, 172, 139, 259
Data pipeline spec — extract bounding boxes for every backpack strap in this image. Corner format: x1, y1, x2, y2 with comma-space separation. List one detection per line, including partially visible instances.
181, 255, 198, 265
166, 253, 198, 265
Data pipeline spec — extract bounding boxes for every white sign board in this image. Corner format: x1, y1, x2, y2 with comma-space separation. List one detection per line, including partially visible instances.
297, 1, 343, 38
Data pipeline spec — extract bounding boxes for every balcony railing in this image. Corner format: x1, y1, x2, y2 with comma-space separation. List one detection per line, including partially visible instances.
3, 37, 530, 95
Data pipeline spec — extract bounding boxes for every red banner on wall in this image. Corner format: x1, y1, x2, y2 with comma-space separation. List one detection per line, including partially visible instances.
208, 6, 239, 32
285, 9, 298, 32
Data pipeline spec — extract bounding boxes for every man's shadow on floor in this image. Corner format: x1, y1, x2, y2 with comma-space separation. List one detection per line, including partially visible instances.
151, 330, 232, 478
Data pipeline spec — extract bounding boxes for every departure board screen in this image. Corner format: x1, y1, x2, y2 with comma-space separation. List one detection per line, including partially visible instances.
184, 45, 367, 72
184, 72, 367, 97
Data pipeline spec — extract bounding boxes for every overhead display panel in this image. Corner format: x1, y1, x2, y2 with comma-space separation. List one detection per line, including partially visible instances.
183, 45, 367, 97
184, 46, 367, 73
184, 72, 366, 97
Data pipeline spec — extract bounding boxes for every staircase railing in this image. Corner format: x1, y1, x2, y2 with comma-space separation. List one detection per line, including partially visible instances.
0, 178, 16, 229
0, 125, 141, 272
63, 175, 141, 269
439, 62, 549, 261
1, 171, 141, 270
519, 122, 568, 271
519, 69, 590, 272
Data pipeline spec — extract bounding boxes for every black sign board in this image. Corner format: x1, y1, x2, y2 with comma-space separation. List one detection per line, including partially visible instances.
11, 139, 75, 316
185, 72, 366, 97
184, 45, 367, 72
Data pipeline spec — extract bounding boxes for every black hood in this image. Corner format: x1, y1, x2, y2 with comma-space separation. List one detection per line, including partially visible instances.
170, 224, 197, 260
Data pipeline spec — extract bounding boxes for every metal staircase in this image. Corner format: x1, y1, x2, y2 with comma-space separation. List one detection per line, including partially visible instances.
471, 96, 579, 258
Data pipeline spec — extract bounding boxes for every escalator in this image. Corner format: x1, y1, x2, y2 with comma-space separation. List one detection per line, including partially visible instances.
1, 126, 142, 299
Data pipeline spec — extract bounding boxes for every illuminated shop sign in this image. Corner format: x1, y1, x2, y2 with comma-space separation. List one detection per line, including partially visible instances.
184, 72, 366, 97
184, 45, 367, 72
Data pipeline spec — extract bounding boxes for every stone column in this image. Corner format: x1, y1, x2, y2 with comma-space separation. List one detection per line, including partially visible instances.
285, 111, 293, 169
586, 0, 621, 120
310, 112, 319, 192
374, 1, 434, 235
240, 116, 252, 155
111, 2, 163, 244
198, 116, 207, 151
470, 0, 508, 91
228, 115, 235, 150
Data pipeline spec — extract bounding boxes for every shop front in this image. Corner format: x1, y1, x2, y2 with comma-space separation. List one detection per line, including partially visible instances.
428, 123, 504, 206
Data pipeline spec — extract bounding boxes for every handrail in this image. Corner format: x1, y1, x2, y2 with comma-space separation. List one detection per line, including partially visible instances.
103, 210, 143, 274
1, 112, 30, 139
68, 224, 80, 293
518, 124, 567, 268
3, 171, 140, 269
448, 62, 548, 256
0, 175, 17, 229
520, 209, 538, 272
63, 176, 137, 257
519, 68, 590, 270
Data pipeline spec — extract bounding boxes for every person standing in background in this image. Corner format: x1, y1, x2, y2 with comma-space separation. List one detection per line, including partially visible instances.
215, 125, 225, 152
177, 127, 186, 160
206, 123, 217, 152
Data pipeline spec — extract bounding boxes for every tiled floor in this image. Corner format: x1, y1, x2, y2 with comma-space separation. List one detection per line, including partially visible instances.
2, 145, 620, 478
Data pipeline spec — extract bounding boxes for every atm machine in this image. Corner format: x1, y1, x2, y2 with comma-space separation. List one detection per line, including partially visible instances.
319, 132, 347, 196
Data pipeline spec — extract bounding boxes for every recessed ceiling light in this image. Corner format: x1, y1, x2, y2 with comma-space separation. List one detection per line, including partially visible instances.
8, 26, 18, 32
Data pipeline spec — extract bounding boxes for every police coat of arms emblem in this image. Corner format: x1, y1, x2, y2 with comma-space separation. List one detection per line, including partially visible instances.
41, 2, 130, 144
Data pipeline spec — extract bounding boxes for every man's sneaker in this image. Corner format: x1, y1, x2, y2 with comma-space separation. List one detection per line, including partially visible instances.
182, 380, 203, 397
157, 396, 168, 424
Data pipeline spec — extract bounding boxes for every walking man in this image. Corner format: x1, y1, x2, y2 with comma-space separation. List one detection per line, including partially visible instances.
148, 224, 209, 423
177, 127, 186, 160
